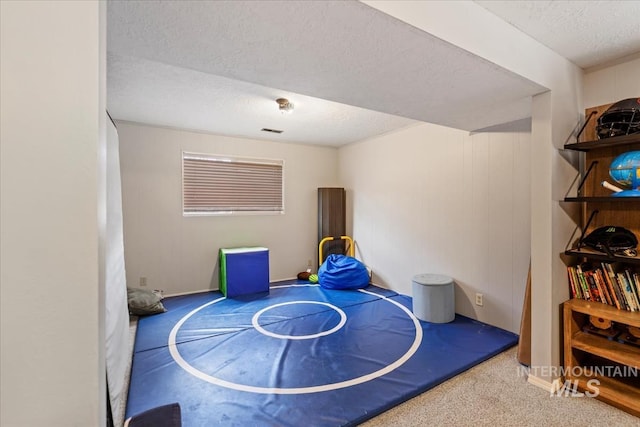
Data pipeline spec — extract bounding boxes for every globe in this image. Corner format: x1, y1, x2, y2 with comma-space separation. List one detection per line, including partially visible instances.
609, 150, 640, 197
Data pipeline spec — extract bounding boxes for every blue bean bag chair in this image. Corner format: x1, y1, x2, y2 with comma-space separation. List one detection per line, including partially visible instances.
318, 254, 369, 290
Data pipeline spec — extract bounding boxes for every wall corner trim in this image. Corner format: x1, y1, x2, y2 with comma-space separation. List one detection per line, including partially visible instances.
527, 374, 561, 393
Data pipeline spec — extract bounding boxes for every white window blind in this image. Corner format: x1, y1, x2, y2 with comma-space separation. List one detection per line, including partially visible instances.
183, 152, 284, 215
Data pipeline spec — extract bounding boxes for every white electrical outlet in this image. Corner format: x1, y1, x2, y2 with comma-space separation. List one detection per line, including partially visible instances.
475, 293, 484, 306
140, 277, 147, 287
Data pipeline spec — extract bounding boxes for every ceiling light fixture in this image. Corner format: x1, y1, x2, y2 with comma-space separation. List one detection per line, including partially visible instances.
276, 98, 294, 114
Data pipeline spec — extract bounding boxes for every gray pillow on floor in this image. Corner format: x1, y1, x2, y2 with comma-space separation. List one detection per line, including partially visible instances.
127, 287, 166, 316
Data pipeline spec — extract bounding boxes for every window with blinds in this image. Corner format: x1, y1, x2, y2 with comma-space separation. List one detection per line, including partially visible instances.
182, 152, 284, 215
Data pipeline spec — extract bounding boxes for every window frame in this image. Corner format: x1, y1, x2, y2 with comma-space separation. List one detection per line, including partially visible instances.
182, 151, 285, 216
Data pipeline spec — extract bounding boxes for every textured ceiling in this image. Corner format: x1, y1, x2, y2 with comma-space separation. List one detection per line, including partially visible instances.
107, 0, 545, 146
108, 53, 415, 146
476, 0, 640, 69
107, 1, 639, 147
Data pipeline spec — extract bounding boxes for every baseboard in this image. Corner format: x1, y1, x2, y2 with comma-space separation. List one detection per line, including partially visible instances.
165, 278, 386, 298
164, 278, 299, 298
369, 281, 388, 289
527, 374, 562, 393
272, 277, 297, 283
164, 288, 216, 298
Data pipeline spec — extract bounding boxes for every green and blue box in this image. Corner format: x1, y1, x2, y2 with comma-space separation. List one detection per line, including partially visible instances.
219, 247, 269, 297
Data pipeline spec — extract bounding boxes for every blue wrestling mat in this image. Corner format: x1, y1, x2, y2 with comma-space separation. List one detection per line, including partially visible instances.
126, 281, 517, 426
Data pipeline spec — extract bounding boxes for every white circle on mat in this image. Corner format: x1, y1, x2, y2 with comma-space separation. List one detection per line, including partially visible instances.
252, 300, 346, 340
168, 285, 422, 394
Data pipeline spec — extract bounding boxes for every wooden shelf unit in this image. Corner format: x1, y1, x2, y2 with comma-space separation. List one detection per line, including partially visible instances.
563, 136, 640, 260
564, 247, 640, 266
564, 197, 640, 203
561, 121, 639, 265
561, 104, 640, 417
563, 299, 640, 417
564, 133, 640, 152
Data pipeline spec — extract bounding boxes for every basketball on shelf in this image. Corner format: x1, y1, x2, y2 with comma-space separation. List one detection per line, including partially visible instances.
609, 150, 640, 197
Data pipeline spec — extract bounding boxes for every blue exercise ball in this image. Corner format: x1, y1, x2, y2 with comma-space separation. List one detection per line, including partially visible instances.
609, 150, 640, 197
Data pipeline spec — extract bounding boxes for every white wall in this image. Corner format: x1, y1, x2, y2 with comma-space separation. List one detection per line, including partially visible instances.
584, 57, 640, 108
118, 122, 340, 295
118, 119, 532, 333
363, 0, 582, 385
339, 122, 531, 333
0, 1, 105, 426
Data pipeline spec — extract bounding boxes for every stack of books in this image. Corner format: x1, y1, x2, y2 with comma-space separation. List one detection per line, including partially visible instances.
567, 262, 640, 311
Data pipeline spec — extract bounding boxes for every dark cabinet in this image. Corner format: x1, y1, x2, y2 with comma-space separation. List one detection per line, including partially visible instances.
318, 187, 346, 262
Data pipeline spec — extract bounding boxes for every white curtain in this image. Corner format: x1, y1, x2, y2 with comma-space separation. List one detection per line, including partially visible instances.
105, 117, 130, 427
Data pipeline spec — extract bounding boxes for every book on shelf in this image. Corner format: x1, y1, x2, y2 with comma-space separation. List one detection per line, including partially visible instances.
586, 270, 603, 303
627, 270, 640, 309
568, 265, 589, 300
594, 269, 612, 305
605, 262, 630, 311
618, 272, 640, 311
577, 264, 591, 300
600, 262, 621, 310
567, 262, 639, 311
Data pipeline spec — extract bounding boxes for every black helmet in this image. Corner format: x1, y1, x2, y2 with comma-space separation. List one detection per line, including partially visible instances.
596, 98, 640, 139
582, 226, 638, 257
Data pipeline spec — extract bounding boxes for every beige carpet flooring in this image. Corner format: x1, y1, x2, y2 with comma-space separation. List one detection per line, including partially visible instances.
362, 347, 638, 426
